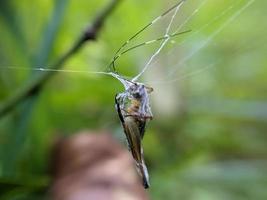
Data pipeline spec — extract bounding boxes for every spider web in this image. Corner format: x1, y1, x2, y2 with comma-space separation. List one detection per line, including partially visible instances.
0, 0, 256, 85
132, 0, 185, 82
143, 0, 255, 85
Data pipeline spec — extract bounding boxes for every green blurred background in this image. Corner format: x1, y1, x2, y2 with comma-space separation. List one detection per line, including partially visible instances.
0, 0, 267, 199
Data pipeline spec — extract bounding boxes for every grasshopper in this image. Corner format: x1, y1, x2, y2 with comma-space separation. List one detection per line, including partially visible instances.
113, 73, 153, 188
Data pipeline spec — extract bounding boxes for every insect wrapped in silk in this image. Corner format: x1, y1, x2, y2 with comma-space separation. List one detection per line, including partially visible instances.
113, 73, 153, 189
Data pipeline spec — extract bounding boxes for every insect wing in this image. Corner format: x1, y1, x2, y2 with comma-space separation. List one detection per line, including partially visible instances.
115, 94, 150, 188
124, 116, 150, 189
138, 120, 147, 139
115, 94, 126, 127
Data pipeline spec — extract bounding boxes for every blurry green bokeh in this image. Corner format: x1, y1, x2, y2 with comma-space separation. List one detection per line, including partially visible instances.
0, 0, 267, 199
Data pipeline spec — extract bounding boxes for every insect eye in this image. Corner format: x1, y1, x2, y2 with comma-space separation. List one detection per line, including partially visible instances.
133, 92, 141, 98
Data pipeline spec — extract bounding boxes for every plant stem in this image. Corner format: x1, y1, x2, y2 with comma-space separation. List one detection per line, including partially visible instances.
0, 0, 122, 117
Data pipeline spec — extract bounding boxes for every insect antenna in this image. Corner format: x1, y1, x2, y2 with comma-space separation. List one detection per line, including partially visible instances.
108, 0, 187, 72
111, 29, 191, 66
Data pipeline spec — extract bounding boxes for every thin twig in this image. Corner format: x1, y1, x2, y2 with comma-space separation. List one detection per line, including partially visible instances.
0, 0, 122, 117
